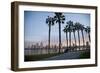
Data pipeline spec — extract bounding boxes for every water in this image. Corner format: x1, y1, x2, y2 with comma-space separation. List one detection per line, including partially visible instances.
24, 48, 60, 55
24, 47, 90, 55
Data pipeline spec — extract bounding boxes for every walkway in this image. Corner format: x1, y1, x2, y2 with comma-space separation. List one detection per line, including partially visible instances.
45, 51, 88, 60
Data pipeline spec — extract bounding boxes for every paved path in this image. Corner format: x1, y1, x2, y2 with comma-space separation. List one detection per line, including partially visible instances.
45, 51, 87, 60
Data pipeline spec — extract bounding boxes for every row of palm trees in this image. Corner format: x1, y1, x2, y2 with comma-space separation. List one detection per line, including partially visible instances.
63, 21, 90, 51
46, 12, 90, 53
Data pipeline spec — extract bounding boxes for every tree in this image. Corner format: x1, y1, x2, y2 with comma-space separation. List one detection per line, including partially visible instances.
80, 24, 85, 47
63, 25, 69, 49
54, 12, 65, 53
46, 16, 55, 53
66, 20, 73, 50
74, 22, 81, 50
85, 26, 90, 42
72, 24, 77, 48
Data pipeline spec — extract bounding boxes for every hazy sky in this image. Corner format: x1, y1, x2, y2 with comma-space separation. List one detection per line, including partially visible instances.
24, 11, 90, 47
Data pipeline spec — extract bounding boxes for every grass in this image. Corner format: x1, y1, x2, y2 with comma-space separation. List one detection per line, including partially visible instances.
25, 53, 63, 61
79, 51, 90, 59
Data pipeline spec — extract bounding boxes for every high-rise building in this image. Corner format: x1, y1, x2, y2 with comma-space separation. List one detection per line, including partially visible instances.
36, 43, 39, 48
40, 42, 43, 48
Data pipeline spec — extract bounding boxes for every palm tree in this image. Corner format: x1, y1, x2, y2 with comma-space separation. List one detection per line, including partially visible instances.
85, 26, 90, 42
63, 25, 69, 49
74, 22, 81, 50
80, 24, 85, 47
72, 24, 77, 48
46, 16, 55, 53
54, 12, 65, 53
66, 20, 73, 50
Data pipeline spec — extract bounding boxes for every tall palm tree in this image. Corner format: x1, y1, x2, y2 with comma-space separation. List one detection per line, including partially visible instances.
72, 24, 77, 48
85, 26, 90, 42
80, 24, 85, 47
66, 20, 73, 50
46, 16, 55, 53
74, 22, 81, 50
63, 25, 69, 49
54, 12, 65, 53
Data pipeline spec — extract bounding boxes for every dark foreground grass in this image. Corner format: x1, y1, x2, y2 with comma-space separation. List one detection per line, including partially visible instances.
25, 53, 63, 61
79, 51, 90, 59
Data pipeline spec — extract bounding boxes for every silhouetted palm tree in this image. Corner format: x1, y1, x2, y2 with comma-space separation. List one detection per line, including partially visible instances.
46, 16, 55, 53
80, 24, 85, 46
85, 26, 90, 42
54, 12, 65, 53
74, 22, 81, 50
66, 20, 73, 50
63, 25, 69, 49
72, 24, 77, 48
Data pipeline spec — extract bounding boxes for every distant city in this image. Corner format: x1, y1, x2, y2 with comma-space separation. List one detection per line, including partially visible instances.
24, 37, 89, 49
25, 42, 68, 50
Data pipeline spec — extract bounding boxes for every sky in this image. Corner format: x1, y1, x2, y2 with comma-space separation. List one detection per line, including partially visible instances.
24, 11, 90, 48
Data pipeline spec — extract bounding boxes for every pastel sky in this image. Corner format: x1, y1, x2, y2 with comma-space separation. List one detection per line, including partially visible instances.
24, 11, 90, 47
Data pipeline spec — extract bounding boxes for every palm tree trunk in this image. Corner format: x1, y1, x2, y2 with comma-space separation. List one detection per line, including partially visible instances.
59, 22, 61, 53
73, 31, 76, 51
66, 32, 68, 49
48, 25, 51, 54
81, 30, 85, 49
78, 30, 80, 50
88, 33, 90, 42
69, 31, 71, 51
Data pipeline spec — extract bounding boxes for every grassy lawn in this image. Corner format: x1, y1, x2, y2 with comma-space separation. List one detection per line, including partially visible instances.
25, 53, 63, 61
79, 51, 90, 59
